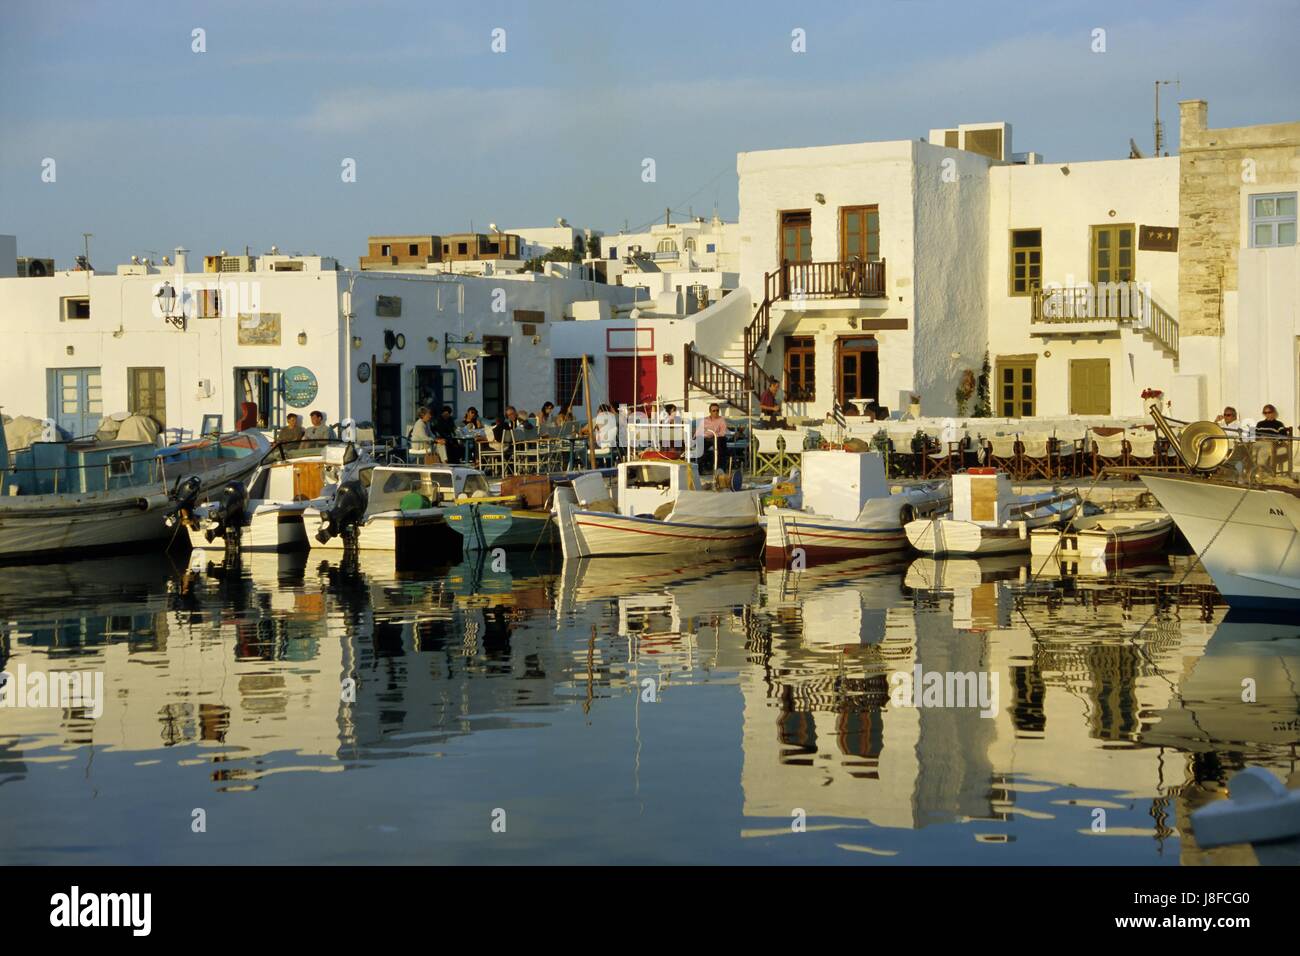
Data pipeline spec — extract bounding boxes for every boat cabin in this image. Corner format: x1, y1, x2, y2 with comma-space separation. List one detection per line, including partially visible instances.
799, 450, 891, 521
616, 460, 701, 518
952, 471, 1015, 527
246, 442, 360, 503
363, 465, 492, 517
2, 437, 161, 496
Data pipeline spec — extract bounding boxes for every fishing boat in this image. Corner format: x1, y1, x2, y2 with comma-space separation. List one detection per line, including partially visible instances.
307, 462, 489, 554
441, 473, 571, 553
1138, 411, 1300, 610
553, 459, 761, 559
182, 441, 370, 552
0, 424, 269, 562
905, 470, 1080, 556
764, 450, 948, 568
1029, 509, 1173, 561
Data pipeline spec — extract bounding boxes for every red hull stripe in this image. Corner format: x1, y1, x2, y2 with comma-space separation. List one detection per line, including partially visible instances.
576, 519, 756, 542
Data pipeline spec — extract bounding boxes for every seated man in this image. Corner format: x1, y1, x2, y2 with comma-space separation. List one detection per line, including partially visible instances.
303, 410, 332, 445
697, 403, 729, 475
275, 413, 305, 445
758, 382, 783, 428
431, 405, 462, 464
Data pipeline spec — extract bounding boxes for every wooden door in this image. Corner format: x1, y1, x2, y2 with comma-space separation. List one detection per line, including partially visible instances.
1069, 359, 1111, 415
996, 359, 1035, 418
779, 210, 812, 264
129, 367, 166, 428
783, 336, 815, 401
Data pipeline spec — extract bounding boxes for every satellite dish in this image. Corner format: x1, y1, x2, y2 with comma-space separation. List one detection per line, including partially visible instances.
1179, 420, 1232, 471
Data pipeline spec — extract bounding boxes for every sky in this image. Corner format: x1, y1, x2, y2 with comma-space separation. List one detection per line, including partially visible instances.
1, 0, 1297, 269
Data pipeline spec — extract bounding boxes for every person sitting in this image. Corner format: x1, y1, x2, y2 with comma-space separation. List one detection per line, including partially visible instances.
842, 401, 861, 417
275, 413, 305, 446
1253, 404, 1291, 475
303, 410, 332, 445
492, 406, 528, 444
408, 406, 435, 461
431, 405, 461, 464
698, 403, 729, 475
1215, 405, 1239, 429
538, 402, 556, 429
759, 382, 783, 428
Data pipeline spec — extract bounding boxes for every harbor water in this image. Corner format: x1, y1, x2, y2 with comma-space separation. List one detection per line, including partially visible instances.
1, 549, 1297, 865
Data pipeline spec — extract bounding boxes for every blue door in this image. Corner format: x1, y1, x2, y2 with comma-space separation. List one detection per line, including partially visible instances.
48, 367, 103, 439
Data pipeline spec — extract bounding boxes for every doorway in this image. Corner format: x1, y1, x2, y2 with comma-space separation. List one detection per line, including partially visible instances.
234, 367, 281, 429
835, 337, 879, 408
129, 367, 167, 429
47, 367, 103, 439
482, 337, 509, 421
608, 356, 657, 411
1069, 359, 1111, 415
414, 365, 457, 417
373, 363, 403, 440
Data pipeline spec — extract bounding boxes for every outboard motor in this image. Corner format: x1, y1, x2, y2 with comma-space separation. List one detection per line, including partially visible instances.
204, 480, 249, 546
316, 480, 367, 547
163, 475, 203, 529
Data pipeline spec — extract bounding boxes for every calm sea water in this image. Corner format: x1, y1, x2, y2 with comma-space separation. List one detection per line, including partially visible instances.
1, 547, 1297, 865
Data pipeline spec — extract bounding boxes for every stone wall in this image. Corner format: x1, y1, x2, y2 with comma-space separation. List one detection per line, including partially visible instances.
1178, 99, 1300, 336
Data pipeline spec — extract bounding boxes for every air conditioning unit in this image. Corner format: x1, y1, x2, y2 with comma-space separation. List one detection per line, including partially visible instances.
17, 257, 54, 277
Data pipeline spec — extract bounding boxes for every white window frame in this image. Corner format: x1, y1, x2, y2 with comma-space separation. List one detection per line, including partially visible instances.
1249, 191, 1297, 248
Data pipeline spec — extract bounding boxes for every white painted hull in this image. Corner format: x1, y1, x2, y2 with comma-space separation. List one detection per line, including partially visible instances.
905, 518, 1035, 556
764, 510, 908, 568
1141, 475, 1300, 609
188, 505, 309, 553
556, 497, 759, 559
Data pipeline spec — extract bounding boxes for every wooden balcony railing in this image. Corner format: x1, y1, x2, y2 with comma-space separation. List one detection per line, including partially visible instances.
1031, 284, 1179, 357
685, 342, 749, 409
780, 259, 886, 300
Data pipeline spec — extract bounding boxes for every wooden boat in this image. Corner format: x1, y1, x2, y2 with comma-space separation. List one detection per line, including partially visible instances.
1029, 509, 1173, 561
184, 442, 370, 552
905, 470, 1080, 556
764, 450, 948, 569
0, 426, 269, 562
306, 463, 488, 554
553, 460, 761, 559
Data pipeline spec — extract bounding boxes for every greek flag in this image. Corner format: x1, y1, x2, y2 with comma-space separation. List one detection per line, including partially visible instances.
458, 357, 478, 391
832, 402, 847, 428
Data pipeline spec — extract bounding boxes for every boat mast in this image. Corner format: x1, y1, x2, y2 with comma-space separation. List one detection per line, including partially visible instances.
581, 354, 596, 469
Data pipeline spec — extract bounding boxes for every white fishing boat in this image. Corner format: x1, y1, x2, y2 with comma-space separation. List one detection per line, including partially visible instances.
1138, 411, 1300, 610
0, 424, 269, 562
764, 450, 948, 569
553, 459, 761, 559
307, 463, 491, 554
183, 442, 370, 552
905, 470, 1080, 556
1029, 509, 1173, 561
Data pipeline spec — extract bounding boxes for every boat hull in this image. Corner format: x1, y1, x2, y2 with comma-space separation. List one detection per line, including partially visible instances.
906, 518, 1033, 556
188, 507, 309, 553
559, 503, 760, 558
1141, 475, 1300, 608
763, 509, 907, 569
1030, 513, 1172, 561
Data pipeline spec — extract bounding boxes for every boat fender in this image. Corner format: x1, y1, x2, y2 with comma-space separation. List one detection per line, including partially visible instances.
135, 492, 171, 513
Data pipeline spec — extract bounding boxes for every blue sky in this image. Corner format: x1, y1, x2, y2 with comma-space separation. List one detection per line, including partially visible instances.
2, 0, 1296, 268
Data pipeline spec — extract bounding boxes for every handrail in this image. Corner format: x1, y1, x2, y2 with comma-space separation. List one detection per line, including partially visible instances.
1031, 285, 1179, 356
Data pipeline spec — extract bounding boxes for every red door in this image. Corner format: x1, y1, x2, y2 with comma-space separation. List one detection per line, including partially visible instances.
607, 356, 657, 411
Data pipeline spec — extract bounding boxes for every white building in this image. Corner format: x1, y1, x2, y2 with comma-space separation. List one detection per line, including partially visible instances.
0, 247, 635, 440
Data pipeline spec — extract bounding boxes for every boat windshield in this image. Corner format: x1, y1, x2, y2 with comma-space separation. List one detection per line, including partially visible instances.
365, 469, 451, 514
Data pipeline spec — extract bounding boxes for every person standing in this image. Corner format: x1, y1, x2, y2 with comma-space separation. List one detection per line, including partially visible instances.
759, 381, 782, 428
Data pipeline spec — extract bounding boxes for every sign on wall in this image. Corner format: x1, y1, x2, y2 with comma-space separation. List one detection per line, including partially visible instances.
376, 295, 402, 317
282, 366, 319, 407
238, 312, 281, 345
1138, 226, 1179, 252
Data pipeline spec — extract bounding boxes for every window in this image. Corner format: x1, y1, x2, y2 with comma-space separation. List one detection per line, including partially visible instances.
62, 296, 91, 321
706, 243, 716, 253
684, 237, 696, 252
1009, 229, 1042, 296
840, 206, 880, 262
408, 243, 419, 256
129, 367, 167, 428
555, 357, 588, 408
1250, 192, 1297, 248
381, 244, 392, 256
996, 358, 1035, 418
656, 238, 678, 256
783, 337, 815, 401
779, 210, 812, 264
457, 242, 468, 255
608, 246, 617, 260
1091, 224, 1135, 285
513, 309, 545, 324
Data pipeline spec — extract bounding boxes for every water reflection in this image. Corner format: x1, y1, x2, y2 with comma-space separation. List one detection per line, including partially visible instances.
1, 547, 1296, 864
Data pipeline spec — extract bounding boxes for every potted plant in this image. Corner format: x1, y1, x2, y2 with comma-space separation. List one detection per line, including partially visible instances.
908, 393, 922, 418
955, 369, 976, 416
1141, 387, 1165, 414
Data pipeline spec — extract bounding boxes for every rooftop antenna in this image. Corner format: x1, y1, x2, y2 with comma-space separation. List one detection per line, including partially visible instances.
1154, 77, 1180, 157
81, 232, 93, 271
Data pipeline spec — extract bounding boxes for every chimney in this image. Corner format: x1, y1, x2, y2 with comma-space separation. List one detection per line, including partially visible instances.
174, 247, 189, 273
1179, 100, 1207, 145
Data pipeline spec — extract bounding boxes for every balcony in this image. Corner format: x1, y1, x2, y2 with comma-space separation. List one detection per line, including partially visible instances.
1031, 284, 1178, 357
777, 259, 886, 301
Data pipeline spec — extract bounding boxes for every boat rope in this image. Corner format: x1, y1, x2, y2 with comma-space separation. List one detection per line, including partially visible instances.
1028, 464, 1103, 586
